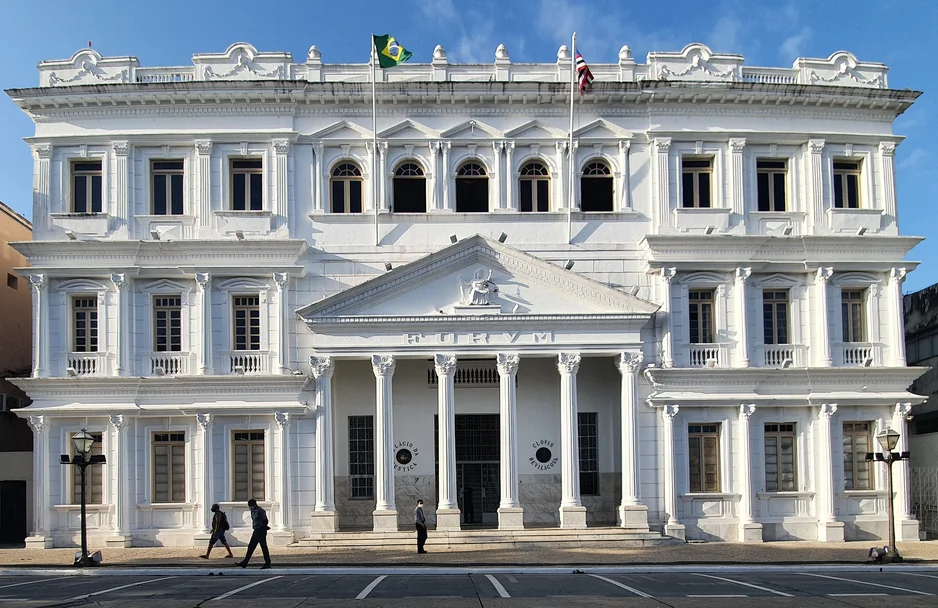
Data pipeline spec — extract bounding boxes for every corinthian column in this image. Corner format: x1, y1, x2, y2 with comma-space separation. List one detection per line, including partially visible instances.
111, 273, 131, 376
310, 356, 337, 532
815, 268, 833, 367
196, 273, 213, 375
371, 355, 398, 531
735, 267, 751, 368
737, 404, 762, 542
29, 274, 49, 378
617, 352, 649, 530
661, 404, 685, 539
106, 414, 132, 547
25, 416, 53, 548
557, 352, 587, 529
434, 354, 461, 530
893, 402, 919, 541
497, 353, 524, 529
816, 403, 845, 541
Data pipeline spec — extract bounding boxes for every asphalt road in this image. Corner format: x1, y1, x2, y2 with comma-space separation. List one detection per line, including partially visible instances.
1, 569, 938, 607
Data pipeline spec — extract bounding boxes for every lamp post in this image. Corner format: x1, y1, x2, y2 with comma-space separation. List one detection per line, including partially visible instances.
866, 426, 909, 564
60, 429, 106, 567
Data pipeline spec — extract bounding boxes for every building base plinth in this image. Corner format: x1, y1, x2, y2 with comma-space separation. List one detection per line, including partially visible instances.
310, 511, 338, 533
559, 505, 587, 529
436, 509, 462, 531
899, 518, 921, 542
664, 522, 686, 541
25, 535, 54, 549
497, 507, 525, 530
268, 530, 295, 546
739, 522, 763, 543
373, 509, 398, 532
817, 520, 845, 542
104, 535, 133, 548
618, 505, 650, 532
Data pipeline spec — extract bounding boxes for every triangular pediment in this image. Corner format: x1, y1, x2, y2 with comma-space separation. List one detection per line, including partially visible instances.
309, 120, 373, 140
440, 120, 503, 140
379, 119, 440, 140
504, 120, 566, 140
573, 119, 631, 140
298, 235, 658, 320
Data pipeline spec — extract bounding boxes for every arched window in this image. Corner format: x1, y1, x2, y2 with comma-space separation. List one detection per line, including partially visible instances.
455, 162, 489, 213
331, 162, 363, 213
392, 162, 426, 213
519, 161, 550, 212
580, 161, 613, 212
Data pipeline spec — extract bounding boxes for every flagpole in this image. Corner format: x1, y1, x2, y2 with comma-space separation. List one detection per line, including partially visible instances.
371, 35, 380, 247
567, 32, 576, 246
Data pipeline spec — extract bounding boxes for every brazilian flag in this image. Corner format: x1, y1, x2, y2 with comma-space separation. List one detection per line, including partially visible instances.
373, 34, 413, 68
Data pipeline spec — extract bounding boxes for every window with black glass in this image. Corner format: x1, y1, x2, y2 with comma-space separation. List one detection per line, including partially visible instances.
519, 161, 550, 212
72, 160, 103, 213
688, 423, 721, 492
232, 295, 260, 351
764, 423, 796, 492
681, 158, 712, 208
833, 160, 861, 209
392, 162, 426, 213
331, 163, 364, 213
455, 162, 489, 212
580, 161, 613, 212
688, 290, 715, 344
757, 159, 787, 211
151, 160, 184, 215
578, 412, 599, 496
762, 290, 790, 345
153, 296, 182, 352
230, 159, 263, 211
349, 415, 375, 500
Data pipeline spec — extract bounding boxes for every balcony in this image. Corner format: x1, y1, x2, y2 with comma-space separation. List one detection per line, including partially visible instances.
756, 344, 807, 368
148, 352, 191, 376
834, 343, 882, 367
227, 351, 270, 375
687, 343, 729, 368
65, 353, 108, 377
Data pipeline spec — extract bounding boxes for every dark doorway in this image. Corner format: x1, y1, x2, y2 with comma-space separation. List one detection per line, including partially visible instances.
435, 414, 500, 525
0, 480, 27, 545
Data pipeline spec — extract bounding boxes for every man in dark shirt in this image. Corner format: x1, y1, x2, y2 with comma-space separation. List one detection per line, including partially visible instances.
201, 503, 233, 559
415, 499, 428, 554
236, 499, 271, 569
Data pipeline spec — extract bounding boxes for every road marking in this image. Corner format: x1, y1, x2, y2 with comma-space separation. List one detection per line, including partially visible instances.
0, 578, 62, 590
485, 574, 510, 598
355, 575, 387, 600
902, 572, 938, 580
209, 576, 282, 602
829, 593, 889, 597
588, 574, 654, 598
798, 572, 934, 596
692, 573, 793, 597
687, 594, 747, 598
66, 576, 178, 602
506, 575, 519, 584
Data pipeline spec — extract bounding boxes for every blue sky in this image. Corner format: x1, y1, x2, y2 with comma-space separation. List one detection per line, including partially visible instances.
1, 0, 935, 290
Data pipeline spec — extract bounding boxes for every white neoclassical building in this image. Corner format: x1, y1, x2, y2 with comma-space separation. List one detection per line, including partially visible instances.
7, 41, 926, 548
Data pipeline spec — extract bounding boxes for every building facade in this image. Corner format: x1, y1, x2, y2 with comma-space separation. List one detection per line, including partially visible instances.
6, 41, 926, 548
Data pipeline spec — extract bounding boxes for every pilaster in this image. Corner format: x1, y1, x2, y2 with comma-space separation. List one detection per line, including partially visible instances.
616, 352, 648, 531
273, 139, 289, 231
32, 143, 52, 233
428, 141, 440, 211
25, 416, 53, 548
112, 141, 130, 237
735, 267, 751, 368
660, 268, 677, 367
274, 412, 293, 541
110, 273, 131, 376
737, 404, 762, 542
554, 141, 567, 213
197, 413, 213, 535
557, 352, 586, 529
434, 354, 461, 530
816, 403, 845, 541
618, 139, 632, 211
880, 142, 897, 220
378, 141, 389, 212
497, 353, 524, 530
504, 141, 515, 211
29, 274, 49, 378
815, 268, 833, 367
441, 142, 452, 212
195, 140, 213, 231
653, 137, 672, 232
372, 355, 398, 531
196, 272, 213, 375
310, 356, 337, 532
807, 139, 825, 233
312, 141, 324, 212
893, 402, 920, 541
661, 404, 685, 539
728, 138, 746, 216
106, 414, 133, 547
889, 268, 907, 366
491, 141, 503, 212
273, 272, 290, 375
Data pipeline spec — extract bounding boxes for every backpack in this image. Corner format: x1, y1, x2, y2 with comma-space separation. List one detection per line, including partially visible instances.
220, 511, 230, 531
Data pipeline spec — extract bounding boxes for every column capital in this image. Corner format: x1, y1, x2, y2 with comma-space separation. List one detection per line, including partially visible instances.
32, 143, 53, 159
819, 403, 838, 419
275, 412, 291, 429
895, 402, 913, 419
616, 351, 643, 375
654, 137, 672, 153
739, 404, 756, 419
619, 139, 631, 152
663, 404, 680, 420
815, 267, 833, 284
312, 141, 324, 156
29, 273, 47, 293
195, 139, 213, 155
310, 356, 335, 379
889, 267, 907, 284
496, 352, 520, 376
555, 140, 568, 153
729, 138, 746, 153
27, 415, 45, 433
112, 141, 130, 157
434, 354, 457, 376
557, 352, 581, 375
273, 272, 289, 290
273, 139, 291, 155
661, 267, 677, 283
441, 141, 451, 154
879, 141, 897, 156
808, 139, 826, 154
110, 272, 128, 291
109, 414, 128, 430
371, 354, 396, 376
735, 267, 752, 283
195, 272, 211, 289
197, 413, 213, 430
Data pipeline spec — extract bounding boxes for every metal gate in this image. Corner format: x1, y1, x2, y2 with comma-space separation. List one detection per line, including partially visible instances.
910, 467, 938, 539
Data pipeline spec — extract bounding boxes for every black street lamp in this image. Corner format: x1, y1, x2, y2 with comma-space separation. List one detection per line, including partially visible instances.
865, 426, 910, 564
60, 429, 106, 567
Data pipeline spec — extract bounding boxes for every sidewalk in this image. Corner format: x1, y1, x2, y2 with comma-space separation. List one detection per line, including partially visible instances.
1, 541, 936, 568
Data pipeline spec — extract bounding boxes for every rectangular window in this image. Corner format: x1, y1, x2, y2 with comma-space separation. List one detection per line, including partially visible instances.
688, 423, 721, 492
232, 295, 260, 351
71, 432, 103, 504
833, 160, 861, 209
843, 422, 872, 490
841, 289, 866, 342
151, 160, 185, 215
349, 415, 375, 500
153, 296, 182, 352
688, 290, 715, 344
232, 431, 265, 501
762, 290, 790, 345
681, 158, 712, 208
72, 161, 103, 213
578, 412, 599, 496
764, 423, 797, 492
230, 159, 263, 211
152, 432, 185, 503
757, 159, 787, 212
72, 297, 98, 352
6, 273, 17, 289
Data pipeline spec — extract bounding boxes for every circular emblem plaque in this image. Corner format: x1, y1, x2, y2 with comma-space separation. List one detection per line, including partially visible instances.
393, 440, 420, 472
395, 448, 413, 466
529, 439, 558, 471
535, 447, 552, 463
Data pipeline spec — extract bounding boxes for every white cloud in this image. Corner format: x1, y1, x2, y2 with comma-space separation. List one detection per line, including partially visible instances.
418, 0, 458, 24
708, 15, 744, 53
898, 148, 931, 175
413, 0, 501, 63
778, 26, 812, 61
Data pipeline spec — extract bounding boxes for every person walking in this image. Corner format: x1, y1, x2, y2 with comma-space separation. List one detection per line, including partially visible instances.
200, 504, 234, 559
236, 499, 271, 569
415, 499, 428, 554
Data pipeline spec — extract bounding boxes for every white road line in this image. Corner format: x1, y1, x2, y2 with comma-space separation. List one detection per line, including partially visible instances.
209, 576, 282, 602
902, 572, 938, 580
355, 575, 387, 600
692, 573, 793, 597
798, 572, 934, 596
829, 593, 889, 597
66, 576, 178, 602
485, 574, 510, 598
588, 574, 654, 598
687, 594, 747, 598
0, 578, 62, 590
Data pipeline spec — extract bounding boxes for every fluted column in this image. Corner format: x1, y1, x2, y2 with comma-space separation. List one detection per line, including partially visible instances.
880, 142, 898, 220
106, 414, 132, 547
378, 141, 389, 211
434, 354, 461, 530
815, 268, 833, 367
889, 268, 908, 366
616, 352, 649, 530
653, 137, 672, 232
428, 141, 440, 211
737, 404, 762, 542
893, 402, 919, 540
25, 416, 52, 548
816, 403, 845, 541
661, 404, 684, 539
661, 268, 677, 367
728, 138, 746, 216
196, 273, 213, 375
491, 141, 503, 212
197, 413, 213, 535
196, 140, 213, 230
112, 142, 130, 236
504, 141, 515, 210
618, 140, 631, 211
441, 143, 452, 212
735, 267, 751, 368
557, 352, 587, 528
807, 139, 825, 232
312, 142, 325, 212
29, 274, 49, 378
32, 144, 52, 232
310, 356, 337, 532
275, 413, 292, 536
273, 273, 290, 375
497, 353, 523, 529
372, 355, 398, 530
366, 142, 377, 212
273, 139, 289, 231
554, 141, 567, 213
111, 273, 131, 376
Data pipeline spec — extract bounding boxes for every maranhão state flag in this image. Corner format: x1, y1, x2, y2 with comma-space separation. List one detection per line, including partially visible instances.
575, 51, 594, 92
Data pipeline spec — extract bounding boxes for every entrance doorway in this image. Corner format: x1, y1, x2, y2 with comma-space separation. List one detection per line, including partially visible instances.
0, 480, 27, 545
436, 414, 500, 526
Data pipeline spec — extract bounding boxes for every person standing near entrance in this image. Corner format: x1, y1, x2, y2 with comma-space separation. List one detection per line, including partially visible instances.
415, 499, 428, 554
201, 504, 234, 559
236, 499, 271, 569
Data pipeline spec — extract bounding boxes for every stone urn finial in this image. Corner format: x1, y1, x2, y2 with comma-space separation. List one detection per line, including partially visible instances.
495, 44, 509, 61
619, 45, 632, 61
307, 45, 321, 61
433, 44, 446, 60
557, 45, 571, 60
